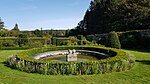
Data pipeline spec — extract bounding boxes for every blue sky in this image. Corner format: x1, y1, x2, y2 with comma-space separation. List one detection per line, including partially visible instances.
0, 0, 91, 30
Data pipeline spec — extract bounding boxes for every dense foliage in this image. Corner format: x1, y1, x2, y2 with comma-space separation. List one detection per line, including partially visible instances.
0, 37, 47, 49
7, 46, 135, 75
52, 36, 96, 46
86, 30, 150, 48
70, 0, 150, 35
52, 37, 70, 46
17, 34, 29, 47
107, 31, 121, 49
119, 30, 150, 48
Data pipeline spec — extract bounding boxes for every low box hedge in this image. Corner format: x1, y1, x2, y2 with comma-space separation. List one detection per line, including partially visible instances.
7, 46, 135, 75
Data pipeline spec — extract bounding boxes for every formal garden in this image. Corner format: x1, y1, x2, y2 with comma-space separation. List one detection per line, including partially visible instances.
0, 0, 150, 84
0, 48, 150, 84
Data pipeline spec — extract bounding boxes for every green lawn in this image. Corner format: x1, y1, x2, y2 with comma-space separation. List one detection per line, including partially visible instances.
0, 49, 150, 84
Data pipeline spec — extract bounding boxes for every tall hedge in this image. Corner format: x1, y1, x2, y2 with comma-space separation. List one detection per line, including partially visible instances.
0, 37, 17, 48
52, 37, 70, 46
108, 31, 121, 49
0, 37, 47, 49
119, 30, 150, 48
86, 30, 150, 48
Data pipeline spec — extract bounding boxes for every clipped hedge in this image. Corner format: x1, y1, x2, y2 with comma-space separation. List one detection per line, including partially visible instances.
52, 37, 70, 46
7, 46, 135, 75
0, 37, 47, 49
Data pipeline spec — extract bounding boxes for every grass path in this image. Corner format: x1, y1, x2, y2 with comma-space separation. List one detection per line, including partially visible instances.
0, 49, 150, 84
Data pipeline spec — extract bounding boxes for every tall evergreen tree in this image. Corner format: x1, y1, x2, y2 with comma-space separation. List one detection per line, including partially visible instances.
0, 17, 5, 30
12, 24, 20, 31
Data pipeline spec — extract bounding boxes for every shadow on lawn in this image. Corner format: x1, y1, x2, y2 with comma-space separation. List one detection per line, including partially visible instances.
1, 61, 19, 70
1, 61, 8, 66
136, 60, 150, 65
125, 48, 150, 53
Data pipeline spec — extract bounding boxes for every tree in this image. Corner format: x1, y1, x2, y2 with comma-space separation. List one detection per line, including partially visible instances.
107, 31, 121, 49
0, 17, 5, 30
12, 24, 20, 31
74, 20, 86, 35
33, 29, 43, 37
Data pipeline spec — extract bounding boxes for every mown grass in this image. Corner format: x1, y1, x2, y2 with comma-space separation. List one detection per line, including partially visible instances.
0, 49, 150, 84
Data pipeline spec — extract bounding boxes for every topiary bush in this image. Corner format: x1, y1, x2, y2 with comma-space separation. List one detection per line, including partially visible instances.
7, 46, 135, 75
107, 31, 121, 49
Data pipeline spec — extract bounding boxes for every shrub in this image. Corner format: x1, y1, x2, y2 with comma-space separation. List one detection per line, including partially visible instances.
17, 34, 29, 47
97, 37, 107, 45
1, 40, 16, 47
7, 46, 135, 75
107, 31, 121, 49
77, 35, 84, 40
0, 37, 47, 49
52, 37, 70, 46
28, 37, 47, 45
27, 41, 43, 48
0, 37, 17, 48
56, 38, 70, 46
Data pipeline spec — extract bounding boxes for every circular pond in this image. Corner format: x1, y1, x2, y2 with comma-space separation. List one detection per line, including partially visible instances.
31, 50, 110, 62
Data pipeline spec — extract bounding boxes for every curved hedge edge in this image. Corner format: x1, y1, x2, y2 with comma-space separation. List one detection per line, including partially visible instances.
6, 46, 135, 75
0, 47, 30, 50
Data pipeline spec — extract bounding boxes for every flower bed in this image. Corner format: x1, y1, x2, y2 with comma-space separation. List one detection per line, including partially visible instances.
7, 46, 135, 75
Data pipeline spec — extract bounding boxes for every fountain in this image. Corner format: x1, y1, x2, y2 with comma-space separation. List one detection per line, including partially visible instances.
31, 49, 110, 62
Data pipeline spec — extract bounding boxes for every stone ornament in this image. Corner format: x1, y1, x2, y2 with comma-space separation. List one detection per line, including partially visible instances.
66, 49, 77, 62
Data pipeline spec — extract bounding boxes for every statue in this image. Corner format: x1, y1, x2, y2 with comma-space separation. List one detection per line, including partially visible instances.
66, 49, 77, 62
68, 49, 72, 54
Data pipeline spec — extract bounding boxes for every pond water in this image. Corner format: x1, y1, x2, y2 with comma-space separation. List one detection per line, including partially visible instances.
44, 55, 98, 62
50, 58, 89, 62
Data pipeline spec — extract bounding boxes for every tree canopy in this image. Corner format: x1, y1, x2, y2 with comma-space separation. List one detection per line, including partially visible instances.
70, 0, 150, 35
